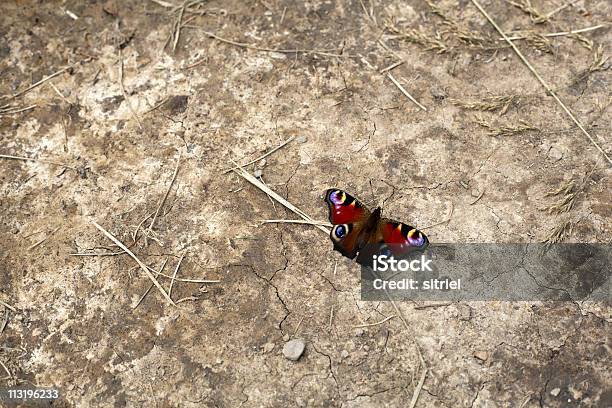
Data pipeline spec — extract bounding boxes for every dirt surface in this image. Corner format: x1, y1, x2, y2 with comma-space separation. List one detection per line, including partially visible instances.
0, 0, 611, 407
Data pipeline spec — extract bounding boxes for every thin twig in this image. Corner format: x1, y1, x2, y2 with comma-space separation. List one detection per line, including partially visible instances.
413, 302, 452, 310
91, 221, 176, 306
293, 316, 304, 337
0, 360, 12, 379
221, 136, 295, 174
149, 155, 181, 232
133, 258, 168, 310
230, 162, 330, 235
0, 104, 37, 115
0, 154, 77, 170
149, 267, 220, 283
387, 73, 427, 111
504, 24, 607, 41
184, 26, 346, 58
155, 273, 219, 284
3, 66, 71, 101
470, 0, 611, 165
176, 296, 199, 303
28, 226, 61, 250
70, 251, 126, 257
118, 50, 143, 130
168, 253, 185, 298
470, 190, 485, 205
143, 97, 170, 115
379, 60, 404, 73
352, 315, 395, 328
149, 0, 177, 7
263, 219, 333, 227
409, 365, 427, 408
172, 2, 187, 52
0, 300, 17, 313
0, 308, 9, 335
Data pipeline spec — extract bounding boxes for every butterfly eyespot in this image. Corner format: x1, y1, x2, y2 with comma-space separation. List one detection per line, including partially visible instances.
410, 232, 426, 248
380, 246, 393, 257
332, 224, 349, 241
329, 190, 345, 205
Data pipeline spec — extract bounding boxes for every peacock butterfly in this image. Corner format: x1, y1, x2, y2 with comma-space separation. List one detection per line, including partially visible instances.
324, 189, 428, 266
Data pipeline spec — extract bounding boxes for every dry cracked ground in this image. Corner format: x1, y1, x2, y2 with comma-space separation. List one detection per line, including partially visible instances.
0, 0, 611, 407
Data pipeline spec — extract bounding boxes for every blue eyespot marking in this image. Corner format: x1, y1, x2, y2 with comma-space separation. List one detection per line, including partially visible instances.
330, 190, 344, 204
380, 246, 393, 257
408, 233, 425, 248
335, 225, 346, 238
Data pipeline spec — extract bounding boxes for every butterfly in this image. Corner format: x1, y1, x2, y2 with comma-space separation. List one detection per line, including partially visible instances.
324, 189, 428, 266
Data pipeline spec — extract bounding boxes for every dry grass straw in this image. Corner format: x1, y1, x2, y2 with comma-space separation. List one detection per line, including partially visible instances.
230, 160, 329, 235
0, 300, 17, 313
587, 44, 608, 74
384, 19, 448, 54
508, 0, 550, 24
387, 73, 427, 111
0, 309, 9, 335
0, 360, 12, 380
168, 253, 185, 298
474, 116, 539, 136
0, 154, 77, 170
505, 24, 607, 42
28, 226, 61, 251
424, 0, 491, 47
524, 32, 554, 53
352, 315, 395, 328
92, 221, 176, 306
541, 167, 596, 215
542, 179, 578, 214
118, 50, 143, 130
147, 154, 181, 239
543, 219, 575, 247
133, 257, 168, 310
571, 43, 609, 85
0, 104, 37, 115
184, 26, 346, 58
569, 33, 594, 50
2, 64, 73, 102
263, 219, 332, 227
451, 95, 516, 114
222, 136, 295, 174
470, 0, 612, 166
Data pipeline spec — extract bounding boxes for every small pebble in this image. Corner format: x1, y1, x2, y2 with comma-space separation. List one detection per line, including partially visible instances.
473, 350, 489, 362
550, 388, 561, 397
354, 328, 365, 337
296, 135, 307, 143
548, 147, 563, 161
253, 169, 263, 178
282, 334, 290, 342
263, 342, 275, 353
340, 350, 349, 359
283, 339, 305, 361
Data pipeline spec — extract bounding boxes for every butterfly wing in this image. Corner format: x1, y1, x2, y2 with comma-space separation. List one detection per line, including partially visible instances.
324, 189, 371, 259
379, 218, 429, 256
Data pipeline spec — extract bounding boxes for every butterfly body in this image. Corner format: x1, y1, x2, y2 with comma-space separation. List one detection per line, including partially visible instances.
324, 189, 428, 265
